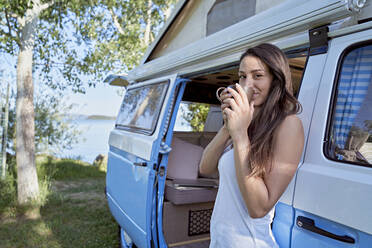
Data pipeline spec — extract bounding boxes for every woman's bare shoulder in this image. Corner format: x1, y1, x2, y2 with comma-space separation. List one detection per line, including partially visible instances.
275, 114, 304, 143
281, 114, 303, 131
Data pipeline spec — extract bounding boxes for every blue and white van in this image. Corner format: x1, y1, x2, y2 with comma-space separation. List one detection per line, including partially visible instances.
105, 0, 372, 247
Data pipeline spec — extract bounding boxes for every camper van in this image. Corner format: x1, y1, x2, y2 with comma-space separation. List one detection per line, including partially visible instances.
104, 0, 372, 247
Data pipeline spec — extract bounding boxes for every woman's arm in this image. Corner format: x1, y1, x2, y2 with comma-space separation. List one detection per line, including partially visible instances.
233, 115, 304, 218
199, 126, 230, 176
199, 85, 234, 176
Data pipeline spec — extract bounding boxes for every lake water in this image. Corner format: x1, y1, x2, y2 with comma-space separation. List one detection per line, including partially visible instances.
59, 109, 192, 163
60, 119, 115, 163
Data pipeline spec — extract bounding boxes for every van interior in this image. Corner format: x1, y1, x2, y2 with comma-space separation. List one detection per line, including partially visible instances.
161, 49, 308, 247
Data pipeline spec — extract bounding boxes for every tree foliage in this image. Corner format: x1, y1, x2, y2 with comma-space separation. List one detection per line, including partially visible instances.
182, 103, 210, 132
4, 91, 80, 155
0, 0, 177, 204
0, 0, 177, 91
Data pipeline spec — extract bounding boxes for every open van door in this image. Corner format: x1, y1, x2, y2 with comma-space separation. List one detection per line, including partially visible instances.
106, 74, 186, 248
291, 28, 372, 247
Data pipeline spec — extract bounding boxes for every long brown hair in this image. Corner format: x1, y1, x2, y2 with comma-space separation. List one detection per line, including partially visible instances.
240, 43, 302, 177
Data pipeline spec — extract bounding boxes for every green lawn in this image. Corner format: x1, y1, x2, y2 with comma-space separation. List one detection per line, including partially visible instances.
0, 156, 119, 248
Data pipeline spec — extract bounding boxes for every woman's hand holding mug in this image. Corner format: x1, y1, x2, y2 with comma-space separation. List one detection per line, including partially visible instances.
216, 84, 253, 126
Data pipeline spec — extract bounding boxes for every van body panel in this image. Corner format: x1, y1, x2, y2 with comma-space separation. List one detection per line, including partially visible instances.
106, 149, 155, 248
272, 202, 295, 248
296, 53, 329, 144
106, 74, 180, 248
109, 129, 155, 161
292, 28, 372, 242
278, 53, 328, 207
275, 52, 333, 244
360, 231, 372, 247
279, 53, 329, 210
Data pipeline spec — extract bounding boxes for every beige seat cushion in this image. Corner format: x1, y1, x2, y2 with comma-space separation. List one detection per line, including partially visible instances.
167, 137, 204, 180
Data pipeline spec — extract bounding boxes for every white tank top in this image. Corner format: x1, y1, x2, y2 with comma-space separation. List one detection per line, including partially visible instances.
210, 148, 279, 248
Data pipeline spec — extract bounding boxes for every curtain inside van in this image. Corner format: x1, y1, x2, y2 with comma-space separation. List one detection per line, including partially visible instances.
333, 45, 372, 159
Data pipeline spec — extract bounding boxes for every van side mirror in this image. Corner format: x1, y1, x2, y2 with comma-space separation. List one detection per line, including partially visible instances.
104, 74, 129, 88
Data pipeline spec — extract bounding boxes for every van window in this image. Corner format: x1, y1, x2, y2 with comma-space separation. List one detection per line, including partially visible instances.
327, 43, 372, 166
116, 81, 169, 134
174, 102, 212, 132
172, 102, 222, 162
206, 0, 285, 36
286, 48, 308, 98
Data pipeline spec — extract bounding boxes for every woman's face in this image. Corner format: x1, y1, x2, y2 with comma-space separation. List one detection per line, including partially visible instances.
238, 55, 273, 108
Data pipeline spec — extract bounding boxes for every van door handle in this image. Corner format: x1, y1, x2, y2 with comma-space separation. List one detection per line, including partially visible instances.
296, 216, 355, 244
134, 162, 147, 167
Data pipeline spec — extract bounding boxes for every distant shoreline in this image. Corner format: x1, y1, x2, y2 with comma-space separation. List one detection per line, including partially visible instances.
64, 114, 116, 121
86, 115, 116, 120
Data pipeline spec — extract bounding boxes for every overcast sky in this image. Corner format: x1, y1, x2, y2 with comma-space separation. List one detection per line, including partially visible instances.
1, 53, 123, 117
66, 82, 123, 117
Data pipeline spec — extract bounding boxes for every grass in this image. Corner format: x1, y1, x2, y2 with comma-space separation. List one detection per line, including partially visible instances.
0, 155, 119, 248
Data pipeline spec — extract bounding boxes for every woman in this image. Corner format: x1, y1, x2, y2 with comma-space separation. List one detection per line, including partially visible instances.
199, 43, 304, 248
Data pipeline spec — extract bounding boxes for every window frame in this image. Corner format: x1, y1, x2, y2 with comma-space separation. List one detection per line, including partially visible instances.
115, 80, 170, 136
284, 45, 309, 99
324, 39, 372, 168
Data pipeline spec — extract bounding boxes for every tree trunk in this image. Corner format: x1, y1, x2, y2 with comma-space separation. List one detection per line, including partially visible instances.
1, 82, 10, 180
129, 88, 155, 126
16, 9, 39, 204
144, 0, 153, 46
